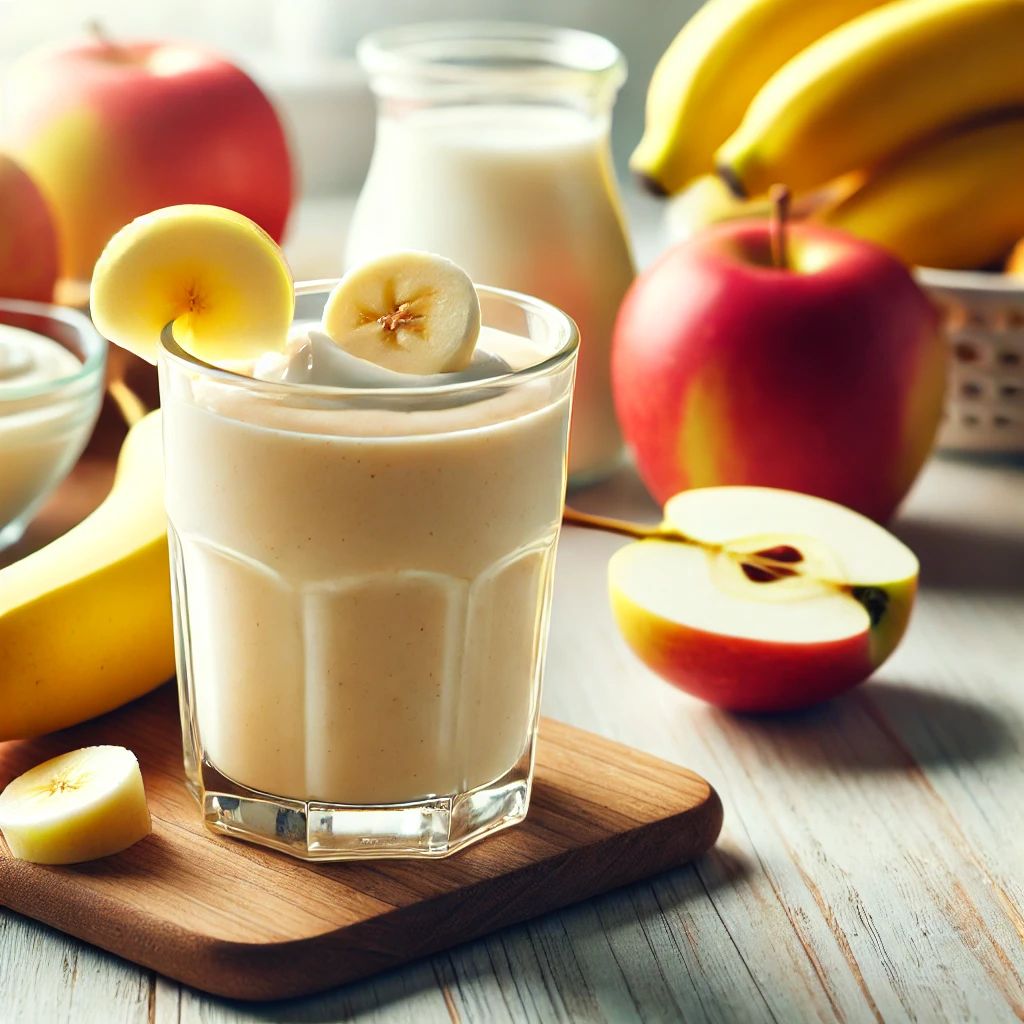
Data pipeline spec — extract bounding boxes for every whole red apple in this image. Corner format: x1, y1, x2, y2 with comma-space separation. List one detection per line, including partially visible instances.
0, 154, 59, 302
611, 215, 947, 522
3, 37, 293, 283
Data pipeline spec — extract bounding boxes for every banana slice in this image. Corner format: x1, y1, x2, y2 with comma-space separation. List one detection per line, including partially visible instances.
0, 746, 151, 864
90, 205, 294, 366
321, 251, 481, 374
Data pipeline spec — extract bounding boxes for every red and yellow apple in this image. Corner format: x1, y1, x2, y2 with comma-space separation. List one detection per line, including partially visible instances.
608, 486, 918, 712
3, 38, 293, 284
0, 153, 59, 302
611, 218, 947, 523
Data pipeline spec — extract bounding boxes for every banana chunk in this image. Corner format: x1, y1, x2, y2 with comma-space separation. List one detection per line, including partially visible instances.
0, 746, 151, 864
321, 251, 481, 375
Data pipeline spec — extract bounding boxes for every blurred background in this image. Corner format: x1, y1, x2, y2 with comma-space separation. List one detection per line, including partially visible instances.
0, 0, 696, 197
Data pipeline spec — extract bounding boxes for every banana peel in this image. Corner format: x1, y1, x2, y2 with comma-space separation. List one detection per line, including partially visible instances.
631, 0, 891, 195
0, 410, 174, 741
817, 117, 1024, 269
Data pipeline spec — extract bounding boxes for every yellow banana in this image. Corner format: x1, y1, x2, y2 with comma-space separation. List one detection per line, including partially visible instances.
629, 0, 892, 195
816, 117, 1024, 270
0, 410, 174, 740
717, 0, 1024, 198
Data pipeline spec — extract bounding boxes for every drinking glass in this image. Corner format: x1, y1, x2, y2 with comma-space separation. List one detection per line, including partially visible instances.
159, 283, 577, 859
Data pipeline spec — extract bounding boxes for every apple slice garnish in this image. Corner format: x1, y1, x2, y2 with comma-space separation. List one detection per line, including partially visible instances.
573, 486, 918, 712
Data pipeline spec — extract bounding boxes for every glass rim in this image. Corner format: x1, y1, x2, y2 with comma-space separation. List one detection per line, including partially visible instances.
158, 280, 580, 400
356, 21, 626, 90
0, 297, 107, 403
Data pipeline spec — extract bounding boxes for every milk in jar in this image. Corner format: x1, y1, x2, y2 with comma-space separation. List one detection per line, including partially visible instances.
346, 23, 634, 484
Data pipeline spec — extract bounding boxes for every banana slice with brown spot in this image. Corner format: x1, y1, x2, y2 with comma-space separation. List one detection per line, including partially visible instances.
321, 251, 481, 375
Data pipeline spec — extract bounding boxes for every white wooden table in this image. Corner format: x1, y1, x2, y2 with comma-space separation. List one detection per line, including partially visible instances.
2, 449, 1023, 1022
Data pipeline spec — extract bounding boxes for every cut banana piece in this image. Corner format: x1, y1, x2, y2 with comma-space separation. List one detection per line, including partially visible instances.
321, 251, 481, 375
0, 746, 151, 864
90, 205, 294, 366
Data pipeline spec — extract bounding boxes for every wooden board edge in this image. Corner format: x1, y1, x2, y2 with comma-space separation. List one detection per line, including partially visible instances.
146, 784, 723, 1000
0, 783, 722, 1001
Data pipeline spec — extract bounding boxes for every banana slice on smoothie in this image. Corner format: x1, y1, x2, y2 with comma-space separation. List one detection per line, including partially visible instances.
321, 251, 481, 374
0, 746, 151, 864
90, 205, 294, 365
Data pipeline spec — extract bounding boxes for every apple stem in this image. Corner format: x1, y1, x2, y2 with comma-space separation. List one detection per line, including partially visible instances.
107, 374, 149, 429
562, 506, 685, 544
769, 184, 791, 270
87, 19, 124, 55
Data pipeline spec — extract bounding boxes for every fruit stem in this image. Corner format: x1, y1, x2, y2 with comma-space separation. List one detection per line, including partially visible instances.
562, 506, 683, 543
88, 19, 114, 47
107, 370, 149, 428
770, 184, 791, 270
87, 19, 130, 60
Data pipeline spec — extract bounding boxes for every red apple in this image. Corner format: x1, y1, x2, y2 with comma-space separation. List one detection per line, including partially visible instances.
611, 215, 947, 522
3, 37, 293, 284
0, 153, 59, 302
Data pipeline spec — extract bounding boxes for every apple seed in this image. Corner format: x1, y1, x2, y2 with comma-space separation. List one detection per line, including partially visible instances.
753, 544, 803, 563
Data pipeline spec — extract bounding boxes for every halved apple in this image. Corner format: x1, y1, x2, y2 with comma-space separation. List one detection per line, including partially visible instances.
608, 486, 918, 712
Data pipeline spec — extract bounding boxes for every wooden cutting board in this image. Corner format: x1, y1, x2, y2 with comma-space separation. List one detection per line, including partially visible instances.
0, 395, 722, 1001
0, 686, 722, 1001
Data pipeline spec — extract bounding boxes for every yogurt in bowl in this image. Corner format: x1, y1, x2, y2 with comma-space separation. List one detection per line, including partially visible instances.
0, 301, 106, 551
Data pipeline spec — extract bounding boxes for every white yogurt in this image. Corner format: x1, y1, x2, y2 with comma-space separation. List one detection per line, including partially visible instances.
0, 325, 81, 392
0, 325, 89, 542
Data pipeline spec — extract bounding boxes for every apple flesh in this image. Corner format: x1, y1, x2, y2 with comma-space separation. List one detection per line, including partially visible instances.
608, 486, 918, 712
611, 219, 947, 523
0, 154, 59, 303
3, 40, 293, 284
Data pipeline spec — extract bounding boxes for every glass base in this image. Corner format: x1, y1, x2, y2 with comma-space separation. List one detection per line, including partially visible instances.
187, 756, 533, 861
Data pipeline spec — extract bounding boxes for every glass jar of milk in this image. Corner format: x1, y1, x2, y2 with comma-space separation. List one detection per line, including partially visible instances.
346, 22, 634, 486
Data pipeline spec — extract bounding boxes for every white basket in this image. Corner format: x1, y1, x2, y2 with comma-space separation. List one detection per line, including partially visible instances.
916, 267, 1024, 453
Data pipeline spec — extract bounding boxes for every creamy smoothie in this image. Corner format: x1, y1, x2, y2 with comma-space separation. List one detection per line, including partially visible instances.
161, 323, 572, 807
346, 105, 634, 481
0, 324, 93, 542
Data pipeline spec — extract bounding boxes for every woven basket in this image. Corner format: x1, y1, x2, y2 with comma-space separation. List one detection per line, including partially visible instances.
916, 268, 1024, 453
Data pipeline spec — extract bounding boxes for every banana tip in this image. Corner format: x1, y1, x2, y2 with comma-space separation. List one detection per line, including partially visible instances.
634, 172, 669, 198
716, 164, 747, 201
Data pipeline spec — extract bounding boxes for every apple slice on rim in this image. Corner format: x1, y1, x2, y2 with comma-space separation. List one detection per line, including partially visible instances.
606, 486, 918, 712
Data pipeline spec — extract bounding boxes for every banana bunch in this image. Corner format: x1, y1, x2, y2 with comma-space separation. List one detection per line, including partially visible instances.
634, 0, 1024, 269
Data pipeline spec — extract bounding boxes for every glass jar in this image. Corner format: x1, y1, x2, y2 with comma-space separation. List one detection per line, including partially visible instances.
160, 282, 578, 860
346, 22, 633, 486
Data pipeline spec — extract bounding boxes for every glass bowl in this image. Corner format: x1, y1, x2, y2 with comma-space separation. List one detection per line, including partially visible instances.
0, 299, 107, 551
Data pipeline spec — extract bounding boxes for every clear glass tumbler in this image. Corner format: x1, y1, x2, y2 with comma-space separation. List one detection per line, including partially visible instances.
346, 22, 634, 487
159, 283, 577, 860
0, 299, 106, 552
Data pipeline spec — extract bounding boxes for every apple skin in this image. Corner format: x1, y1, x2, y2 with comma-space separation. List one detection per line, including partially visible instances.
611, 220, 947, 523
0, 154, 59, 302
612, 584, 871, 712
610, 553, 917, 713
3, 41, 293, 283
